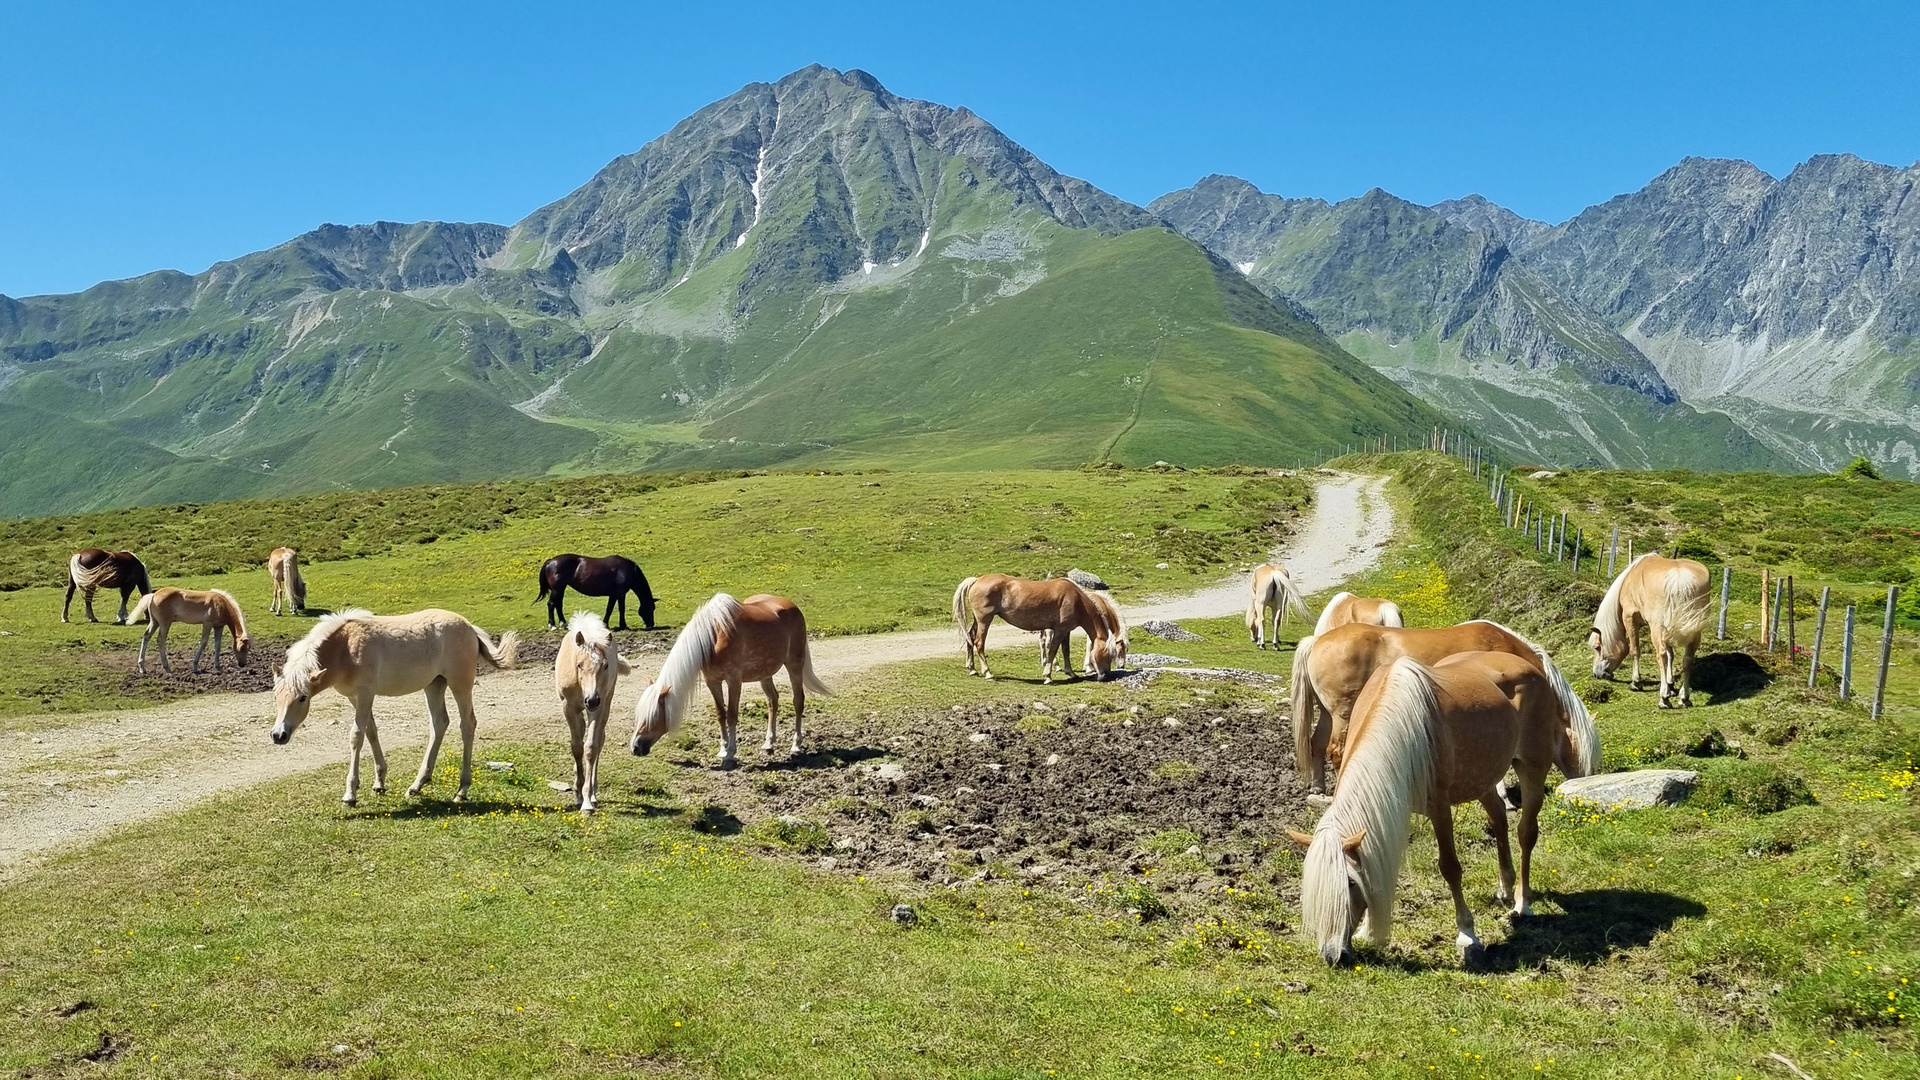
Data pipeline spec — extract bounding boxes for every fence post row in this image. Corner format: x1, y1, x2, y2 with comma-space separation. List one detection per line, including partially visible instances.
1809, 586, 1830, 689
1873, 585, 1898, 721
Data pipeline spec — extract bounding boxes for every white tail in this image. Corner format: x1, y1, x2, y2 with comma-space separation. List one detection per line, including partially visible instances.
476, 626, 519, 669
952, 577, 978, 651
127, 591, 155, 624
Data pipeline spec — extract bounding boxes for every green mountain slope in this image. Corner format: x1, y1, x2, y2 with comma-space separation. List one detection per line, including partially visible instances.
0, 67, 1440, 515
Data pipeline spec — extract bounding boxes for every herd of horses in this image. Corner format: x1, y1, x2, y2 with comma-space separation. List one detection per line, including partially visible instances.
55, 532, 1714, 966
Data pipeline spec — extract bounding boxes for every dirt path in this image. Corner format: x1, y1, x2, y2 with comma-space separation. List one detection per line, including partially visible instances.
0, 472, 1394, 880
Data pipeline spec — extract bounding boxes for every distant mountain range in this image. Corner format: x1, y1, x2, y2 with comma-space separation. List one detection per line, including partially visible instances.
1, 65, 1914, 515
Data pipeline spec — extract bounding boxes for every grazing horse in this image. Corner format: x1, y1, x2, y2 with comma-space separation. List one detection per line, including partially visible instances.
556, 611, 630, 813
130, 587, 252, 674
1290, 650, 1575, 965
1590, 553, 1712, 707
953, 574, 1119, 683
629, 593, 828, 768
537, 554, 656, 631
1291, 620, 1599, 793
268, 609, 519, 806
1042, 584, 1130, 677
1246, 563, 1310, 649
62, 549, 151, 624
268, 547, 307, 615
1312, 591, 1405, 636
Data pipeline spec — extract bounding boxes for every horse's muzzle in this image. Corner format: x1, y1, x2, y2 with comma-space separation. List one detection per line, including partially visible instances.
585, 695, 602, 711
631, 737, 652, 757
270, 727, 291, 745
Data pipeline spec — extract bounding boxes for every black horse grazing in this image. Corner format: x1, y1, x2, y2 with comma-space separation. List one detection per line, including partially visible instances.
538, 554, 657, 631
63, 548, 152, 624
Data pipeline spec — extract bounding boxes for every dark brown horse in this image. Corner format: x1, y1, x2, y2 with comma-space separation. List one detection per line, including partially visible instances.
63, 549, 152, 624
537, 554, 657, 631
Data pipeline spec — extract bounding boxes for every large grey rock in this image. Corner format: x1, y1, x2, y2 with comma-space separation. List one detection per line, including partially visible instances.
1556, 769, 1698, 809
1140, 619, 1203, 642
1066, 568, 1108, 591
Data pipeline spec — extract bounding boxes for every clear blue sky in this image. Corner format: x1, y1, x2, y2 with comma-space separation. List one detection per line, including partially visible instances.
3, 0, 1915, 297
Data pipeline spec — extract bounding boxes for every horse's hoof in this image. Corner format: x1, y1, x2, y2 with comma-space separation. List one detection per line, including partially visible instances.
372, 785, 387, 796
405, 786, 424, 798
452, 792, 468, 804
982, 673, 994, 681
342, 798, 356, 808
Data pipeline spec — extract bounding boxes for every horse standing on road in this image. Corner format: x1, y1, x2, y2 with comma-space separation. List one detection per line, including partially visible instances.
62, 549, 150, 624
268, 609, 519, 806
629, 593, 828, 768
130, 587, 252, 674
537, 554, 656, 631
1590, 553, 1711, 708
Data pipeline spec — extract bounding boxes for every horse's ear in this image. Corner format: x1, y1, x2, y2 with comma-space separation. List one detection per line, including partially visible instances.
1286, 829, 1313, 850
1341, 829, 1367, 858
656, 682, 670, 698
574, 630, 585, 647
272, 664, 283, 679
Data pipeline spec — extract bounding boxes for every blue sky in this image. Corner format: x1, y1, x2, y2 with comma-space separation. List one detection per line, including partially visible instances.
3, 0, 1915, 297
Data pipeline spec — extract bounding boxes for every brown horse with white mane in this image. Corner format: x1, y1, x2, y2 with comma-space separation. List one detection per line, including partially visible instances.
62, 549, 151, 624
953, 574, 1119, 683
1291, 620, 1599, 793
1589, 553, 1711, 707
130, 587, 252, 674
1292, 650, 1576, 965
629, 593, 828, 768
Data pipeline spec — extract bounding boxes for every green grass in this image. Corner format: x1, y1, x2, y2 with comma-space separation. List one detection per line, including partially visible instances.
0, 467, 1310, 721
3, 458, 1915, 1076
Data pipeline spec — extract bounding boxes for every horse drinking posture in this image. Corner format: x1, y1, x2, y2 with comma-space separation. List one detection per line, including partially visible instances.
1291, 620, 1599, 793
630, 593, 828, 768
268, 547, 307, 615
953, 574, 1119, 683
268, 609, 519, 806
130, 587, 251, 674
556, 611, 630, 812
1291, 650, 1579, 965
62, 549, 151, 624
1246, 563, 1310, 649
1590, 553, 1712, 707
537, 554, 656, 631
1312, 591, 1405, 636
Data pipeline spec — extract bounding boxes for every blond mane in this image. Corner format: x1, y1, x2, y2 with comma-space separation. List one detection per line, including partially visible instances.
637, 594, 742, 733
209, 588, 247, 639
1593, 553, 1656, 659
1302, 657, 1438, 960
567, 609, 613, 648
281, 608, 372, 697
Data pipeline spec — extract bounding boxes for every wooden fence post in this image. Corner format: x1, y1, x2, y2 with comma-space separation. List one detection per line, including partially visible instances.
1728, 564, 1743, 638
1607, 526, 1619, 579
1572, 528, 1583, 575
1768, 574, 1783, 650
1809, 586, 1830, 689
1873, 586, 1898, 721
1841, 605, 1855, 700
1760, 569, 1772, 648
1786, 575, 1796, 660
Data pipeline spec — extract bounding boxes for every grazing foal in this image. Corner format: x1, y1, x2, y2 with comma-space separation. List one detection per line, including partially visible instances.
952, 574, 1118, 683
1590, 553, 1711, 707
130, 587, 252, 674
555, 611, 630, 812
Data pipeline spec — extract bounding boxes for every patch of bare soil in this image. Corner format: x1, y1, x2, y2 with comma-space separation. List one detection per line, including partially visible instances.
672, 696, 1315, 899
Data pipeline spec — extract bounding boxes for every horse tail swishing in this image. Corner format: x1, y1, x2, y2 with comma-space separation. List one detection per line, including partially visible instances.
952, 576, 980, 668
473, 623, 520, 669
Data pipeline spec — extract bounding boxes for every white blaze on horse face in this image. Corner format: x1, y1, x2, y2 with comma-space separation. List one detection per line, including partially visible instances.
269, 676, 314, 744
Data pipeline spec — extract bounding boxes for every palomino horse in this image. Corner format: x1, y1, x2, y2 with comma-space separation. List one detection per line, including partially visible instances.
130, 587, 252, 674
63, 549, 151, 624
1590, 553, 1712, 708
1312, 591, 1405, 636
1246, 563, 1310, 649
556, 611, 630, 812
268, 547, 307, 615
268, 609, 519, 806
538, 554, 657, 631
1291, 650, 1575, 965
953, 575, 1119, 683
1291, 620, 1599, 793
630, 593, 828, 768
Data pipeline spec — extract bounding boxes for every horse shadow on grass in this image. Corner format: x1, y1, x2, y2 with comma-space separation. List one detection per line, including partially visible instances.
753, 745, 888, 773
1368, 888, 1705, 974
340, 796, 528, 821
1689, 650, 1772, 704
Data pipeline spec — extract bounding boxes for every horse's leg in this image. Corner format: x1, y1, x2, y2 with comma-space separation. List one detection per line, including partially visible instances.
566, 700, 587, 809
548, 583, 563, 629
583, 704, 607, 813
1430, 806, 1480, 957
192, 624, 211, 674
137, 620, 155, 674
1627, 615, 1643, 691
1311, 710, 1336, 794
616, 591, 630, 632
1652, 622, 1673, 708
362, 708, 389, 796
716, 679, 740, 768
1680, 637, 1699, 707
1512, 761, 1549, 917
344, 694, 376, 806
788, 663, 805, 755
1272, 604, 1283, 651
116, 587, 132, 625
1060, 628, 1078, 680
408, 679, 452, 797
603, 592, 617, 628
974, 614, 996, 679
1037, 630, 1052, 683
450, 679, 480, 802
1479, 790, 1515, 907
761, 678, 779, 753
62, 580, 76, 623
83, 587, 99, 623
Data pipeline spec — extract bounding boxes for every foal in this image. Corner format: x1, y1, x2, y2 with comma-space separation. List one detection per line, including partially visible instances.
130, 587, 252, 674
268, 547, 307, 615
555, 611, 630, 812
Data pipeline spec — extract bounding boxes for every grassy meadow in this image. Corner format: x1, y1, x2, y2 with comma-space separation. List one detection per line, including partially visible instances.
0, 467, 1310, 720
1, 455, 1914, 1077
